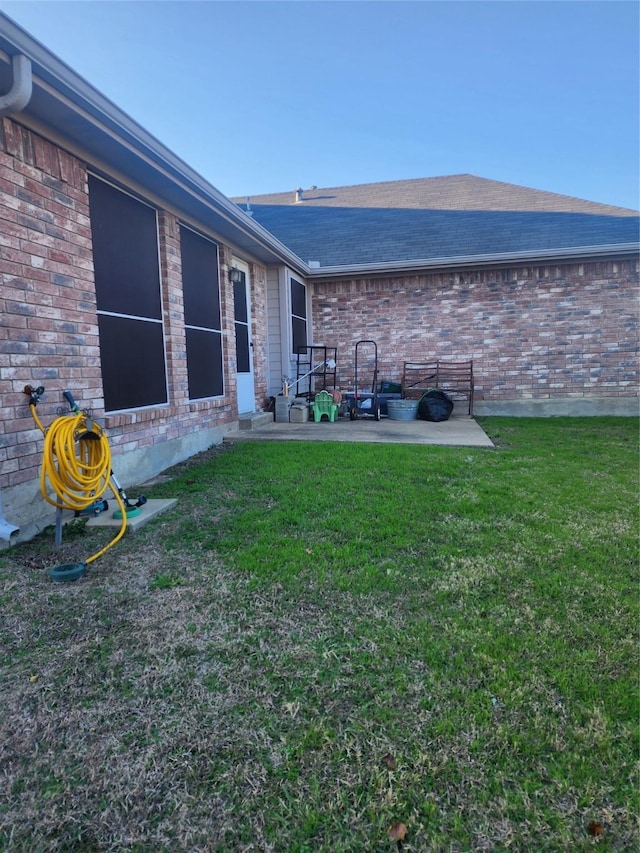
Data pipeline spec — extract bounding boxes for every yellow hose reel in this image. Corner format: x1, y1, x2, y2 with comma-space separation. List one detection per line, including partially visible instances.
25, 385, 130, 577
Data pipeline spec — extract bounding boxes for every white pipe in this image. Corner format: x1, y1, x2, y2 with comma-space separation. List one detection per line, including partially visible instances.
0, 54, 33, 117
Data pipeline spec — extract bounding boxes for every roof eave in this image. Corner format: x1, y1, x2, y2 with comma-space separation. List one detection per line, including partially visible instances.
306, 243, 640, 280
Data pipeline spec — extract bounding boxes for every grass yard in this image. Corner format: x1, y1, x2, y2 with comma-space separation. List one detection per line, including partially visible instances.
0, 417, 638, 852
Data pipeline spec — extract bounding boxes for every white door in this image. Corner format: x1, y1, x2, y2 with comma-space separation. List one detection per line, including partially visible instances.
233, 262, 255, 413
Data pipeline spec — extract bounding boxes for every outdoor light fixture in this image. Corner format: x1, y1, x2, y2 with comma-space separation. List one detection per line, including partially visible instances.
228, 267, 243, 284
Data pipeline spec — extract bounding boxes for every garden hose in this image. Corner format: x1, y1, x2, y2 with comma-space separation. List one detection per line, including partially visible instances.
28, 393, 128, 566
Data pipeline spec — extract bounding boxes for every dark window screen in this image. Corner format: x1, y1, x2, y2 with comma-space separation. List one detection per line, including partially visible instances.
233, 274, 250, 373
235, 323, 250, 373
88, 175, 162, 319
233, 278, 248, 323
185, 328, 224, 399
89, 175, 167, 411
98, 315, 167, 410
180, 225, 221, 329
292, 317, 307, 355
180, 225, 224, 400
291, 278, 307, 319
291, 277, 307, 354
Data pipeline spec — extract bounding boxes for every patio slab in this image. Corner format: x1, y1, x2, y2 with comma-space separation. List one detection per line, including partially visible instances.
223, 412, 494, 448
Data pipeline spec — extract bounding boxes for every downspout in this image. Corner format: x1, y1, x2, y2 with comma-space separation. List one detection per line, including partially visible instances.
0, 54, 33, 117
0, 492, 18, 542
0, 55, 31, 538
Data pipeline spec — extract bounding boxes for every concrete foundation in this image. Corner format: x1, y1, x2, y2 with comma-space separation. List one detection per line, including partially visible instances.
474, 397, 639, 417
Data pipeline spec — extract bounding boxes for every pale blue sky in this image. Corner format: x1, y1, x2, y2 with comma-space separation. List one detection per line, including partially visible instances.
1, 0, 638, 209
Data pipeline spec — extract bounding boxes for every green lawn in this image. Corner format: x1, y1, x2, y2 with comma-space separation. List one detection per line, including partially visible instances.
1, 417, 638, 851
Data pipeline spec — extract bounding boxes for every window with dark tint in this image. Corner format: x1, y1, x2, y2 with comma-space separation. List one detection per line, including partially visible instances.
185, 327, 223, 399
233, 273, 250, 373
98, 316, 167, 409
88, 175, 167, 411
180, 224, 224, 399
291, 277, 307, 355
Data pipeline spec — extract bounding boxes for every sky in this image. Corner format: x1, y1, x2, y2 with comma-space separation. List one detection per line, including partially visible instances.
0, 0, 638, 210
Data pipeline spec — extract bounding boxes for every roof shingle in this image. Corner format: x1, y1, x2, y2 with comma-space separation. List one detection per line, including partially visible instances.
232, 174, 639, 267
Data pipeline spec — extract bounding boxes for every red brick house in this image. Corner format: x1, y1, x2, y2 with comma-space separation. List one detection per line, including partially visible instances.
237, 178, 639, 414
0, 15, 638, 542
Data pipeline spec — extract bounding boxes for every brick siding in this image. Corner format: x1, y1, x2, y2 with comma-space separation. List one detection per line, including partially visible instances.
312, 263, 639, 403
0, 119, 263, 499
248, 260, 269, 407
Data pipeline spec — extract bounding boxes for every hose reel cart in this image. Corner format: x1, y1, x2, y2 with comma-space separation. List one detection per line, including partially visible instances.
24, 385, 146, 581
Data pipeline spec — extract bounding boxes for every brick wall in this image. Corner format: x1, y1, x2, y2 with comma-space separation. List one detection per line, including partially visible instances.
312, 262, 639, 406
0, 119, 100, 491
0, 119, 265, 533
248, 260, 269, 408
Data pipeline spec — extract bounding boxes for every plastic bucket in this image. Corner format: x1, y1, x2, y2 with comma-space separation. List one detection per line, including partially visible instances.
387, 400, 419, 421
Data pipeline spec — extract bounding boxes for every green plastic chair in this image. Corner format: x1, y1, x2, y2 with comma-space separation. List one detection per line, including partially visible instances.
311, 390, 339, 423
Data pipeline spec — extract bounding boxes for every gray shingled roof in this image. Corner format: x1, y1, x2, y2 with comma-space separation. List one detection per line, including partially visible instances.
232, 175, 639, 268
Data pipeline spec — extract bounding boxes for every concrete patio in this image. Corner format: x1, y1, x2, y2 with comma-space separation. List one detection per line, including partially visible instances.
223, 410, 494, 448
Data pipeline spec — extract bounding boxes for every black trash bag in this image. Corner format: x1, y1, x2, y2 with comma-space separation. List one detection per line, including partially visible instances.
418, 389, 453, 422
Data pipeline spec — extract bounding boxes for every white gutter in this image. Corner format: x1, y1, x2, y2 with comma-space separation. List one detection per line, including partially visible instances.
0, 53, 32, 116
306, 242, 640, 279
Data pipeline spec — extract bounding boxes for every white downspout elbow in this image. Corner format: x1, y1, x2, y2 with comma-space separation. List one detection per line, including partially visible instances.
0, 54, 33, 117
0, 491, 19, 542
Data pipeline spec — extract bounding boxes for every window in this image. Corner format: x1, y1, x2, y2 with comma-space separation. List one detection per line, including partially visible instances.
290, 277, 307, 354
233, 270, 250, 373
180, 224, 224, 399
88, 175, 167, 411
